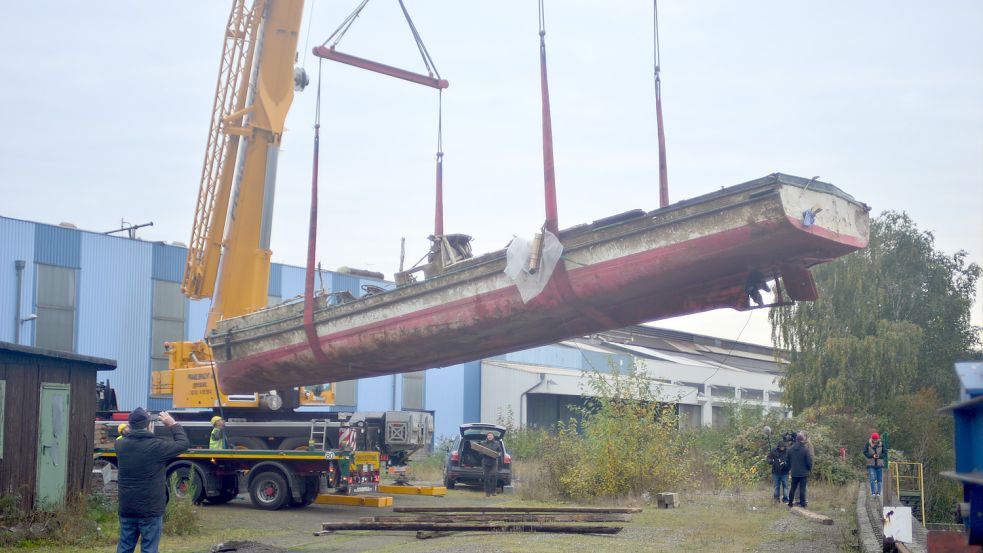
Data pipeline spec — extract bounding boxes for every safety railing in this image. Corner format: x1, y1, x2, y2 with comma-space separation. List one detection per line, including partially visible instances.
889, 461, 926, 527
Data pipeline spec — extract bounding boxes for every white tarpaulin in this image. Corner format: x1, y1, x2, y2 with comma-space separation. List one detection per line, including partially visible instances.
504, 230, 563, 303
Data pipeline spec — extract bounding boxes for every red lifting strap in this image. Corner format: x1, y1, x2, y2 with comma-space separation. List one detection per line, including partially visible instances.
312, 47, 449, 90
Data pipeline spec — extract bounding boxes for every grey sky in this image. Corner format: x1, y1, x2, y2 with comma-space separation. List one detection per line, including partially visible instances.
2, 1, 980, 346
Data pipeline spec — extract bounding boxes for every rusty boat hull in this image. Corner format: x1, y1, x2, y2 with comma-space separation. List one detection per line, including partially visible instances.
211, 173, 869, 394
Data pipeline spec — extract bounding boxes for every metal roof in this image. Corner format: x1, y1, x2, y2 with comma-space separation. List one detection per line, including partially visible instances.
0, 341, 116, 370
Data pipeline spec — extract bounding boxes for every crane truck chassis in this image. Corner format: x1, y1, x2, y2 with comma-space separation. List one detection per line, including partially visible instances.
95, 446, 382, 510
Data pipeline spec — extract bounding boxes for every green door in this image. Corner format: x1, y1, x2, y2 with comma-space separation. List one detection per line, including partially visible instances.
36, 383, 70, 509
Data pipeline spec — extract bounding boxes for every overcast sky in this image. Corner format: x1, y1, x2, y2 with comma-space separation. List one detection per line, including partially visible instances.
2, 1, 980, 346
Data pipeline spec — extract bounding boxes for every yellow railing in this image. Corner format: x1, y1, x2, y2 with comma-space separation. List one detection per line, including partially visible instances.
888, 461, 925, 527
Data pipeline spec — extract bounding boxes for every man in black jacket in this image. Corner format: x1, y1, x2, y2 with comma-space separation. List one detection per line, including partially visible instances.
480, 432, 503, 497
787, 432, 814, 508
766, 441, 790, 502
115, 407, 190, 553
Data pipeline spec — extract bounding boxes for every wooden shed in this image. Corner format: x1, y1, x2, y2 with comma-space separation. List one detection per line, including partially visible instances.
0, 342, 115, 510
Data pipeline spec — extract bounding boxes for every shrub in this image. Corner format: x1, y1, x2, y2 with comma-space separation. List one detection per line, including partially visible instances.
0, 492, 118, 548
164, 473, 202, 536
536, 362, 692, 500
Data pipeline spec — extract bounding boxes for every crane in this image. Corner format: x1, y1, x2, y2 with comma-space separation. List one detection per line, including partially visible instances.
150, 0, 325, 410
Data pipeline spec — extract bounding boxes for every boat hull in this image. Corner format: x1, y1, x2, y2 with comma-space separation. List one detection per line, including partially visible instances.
212, 173, 869, 393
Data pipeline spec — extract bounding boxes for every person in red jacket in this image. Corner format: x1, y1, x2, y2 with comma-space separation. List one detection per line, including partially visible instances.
115, 408, 189, 553
864, 432, 886, 497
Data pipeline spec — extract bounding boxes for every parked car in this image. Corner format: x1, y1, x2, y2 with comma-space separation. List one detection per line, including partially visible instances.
443, 423, 512, 490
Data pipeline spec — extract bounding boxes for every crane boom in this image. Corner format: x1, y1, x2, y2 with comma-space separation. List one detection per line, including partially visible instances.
154, 0, 314, 409
183, 0, 305, 333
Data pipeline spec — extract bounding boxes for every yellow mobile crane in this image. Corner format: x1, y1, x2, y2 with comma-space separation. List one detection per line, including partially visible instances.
139, 0, 432, 463
151, 0, 327, 411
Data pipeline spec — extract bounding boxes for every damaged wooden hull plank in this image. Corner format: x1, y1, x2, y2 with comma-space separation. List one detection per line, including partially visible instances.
211, 173, 870, 393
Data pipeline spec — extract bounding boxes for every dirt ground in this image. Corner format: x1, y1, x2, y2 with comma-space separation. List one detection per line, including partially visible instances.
40, 482, 861, 553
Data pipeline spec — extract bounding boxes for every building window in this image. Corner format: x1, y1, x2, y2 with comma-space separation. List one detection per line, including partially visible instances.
768, 391, 783, 404
401, 371, 425, 410
677, 403, 702, 429
334, 380, 356, 406
741, 388, 764, 402
0, 380, 5, 458
35, 264, 76, 351
151, 280, 186, 375
710, 385, 735, 399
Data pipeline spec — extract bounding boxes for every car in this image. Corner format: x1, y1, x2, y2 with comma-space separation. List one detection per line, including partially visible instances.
443, 423, 512, 491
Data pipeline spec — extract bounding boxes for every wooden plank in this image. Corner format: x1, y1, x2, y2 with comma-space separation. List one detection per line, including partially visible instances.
393, 506, 642, 514
321, 522, 624, 534
415, 530, 453, 540
790, 506, 834, 525
361, 513, 632, 523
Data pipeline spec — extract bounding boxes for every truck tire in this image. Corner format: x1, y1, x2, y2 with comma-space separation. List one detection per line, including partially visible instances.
230, 437, 268, 450
289, 475, 319, 507
167, 466, 205, 504
249, 471, 290, 510
277, 437, 310, 451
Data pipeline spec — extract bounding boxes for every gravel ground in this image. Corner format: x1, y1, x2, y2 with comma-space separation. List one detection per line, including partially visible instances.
168, 483, 859, 553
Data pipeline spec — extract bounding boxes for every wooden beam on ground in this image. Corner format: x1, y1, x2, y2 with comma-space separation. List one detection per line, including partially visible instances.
415, 530, 453, 540
790, 506, 834, 525
320, 522, 624, 534
360, 513, 632, 523
393, 506, 641, 514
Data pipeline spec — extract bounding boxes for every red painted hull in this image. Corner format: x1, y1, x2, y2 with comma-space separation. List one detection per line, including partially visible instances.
212, 174, 869, 393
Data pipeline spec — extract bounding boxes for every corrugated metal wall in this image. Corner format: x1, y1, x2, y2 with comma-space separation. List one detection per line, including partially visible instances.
356, 374, 396, 412
268, 263, 283, 297
426, 364, 465, 440
34, 223, 80, 268
0, 218, 36, 344
78, 233, 152, 410
150, 242, 184, 283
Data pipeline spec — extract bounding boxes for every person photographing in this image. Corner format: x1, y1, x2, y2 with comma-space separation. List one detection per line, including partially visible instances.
115, 408, 189, 553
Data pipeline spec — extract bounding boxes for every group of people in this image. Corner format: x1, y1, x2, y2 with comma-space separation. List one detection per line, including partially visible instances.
766, 431, 813, 507
112, 409, 230, 553
766, 430, 887, 508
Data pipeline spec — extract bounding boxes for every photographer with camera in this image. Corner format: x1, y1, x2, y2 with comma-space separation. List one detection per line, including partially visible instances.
115, 408, 189, 553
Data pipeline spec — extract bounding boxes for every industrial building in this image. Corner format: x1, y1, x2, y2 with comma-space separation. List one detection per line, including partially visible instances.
1, 215, 787, 441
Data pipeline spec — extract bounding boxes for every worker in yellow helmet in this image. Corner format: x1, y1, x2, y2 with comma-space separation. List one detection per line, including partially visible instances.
209, 416, 229, 449
116, 423, 129, 441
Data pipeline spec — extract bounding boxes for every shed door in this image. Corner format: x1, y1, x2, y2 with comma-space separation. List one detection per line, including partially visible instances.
36, 383, 70, 509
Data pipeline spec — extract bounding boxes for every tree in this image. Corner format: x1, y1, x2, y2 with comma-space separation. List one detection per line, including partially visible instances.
770, 211, 980, 413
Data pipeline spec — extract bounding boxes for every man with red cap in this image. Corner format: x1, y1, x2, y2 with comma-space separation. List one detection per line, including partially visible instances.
864, 432, 886, 496
115, 407, 189, 553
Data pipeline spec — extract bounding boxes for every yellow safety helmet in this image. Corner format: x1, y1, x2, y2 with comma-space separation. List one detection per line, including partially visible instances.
210, 416, 223, 425
117, 423, 127, 433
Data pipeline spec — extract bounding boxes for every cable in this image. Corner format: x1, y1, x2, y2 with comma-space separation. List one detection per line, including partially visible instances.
323, 0, 371, 48
301, 0, 317, 71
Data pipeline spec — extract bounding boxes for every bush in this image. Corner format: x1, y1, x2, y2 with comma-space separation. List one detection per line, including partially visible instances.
0, 492, 118, 548
536, 362, 691, 501
164, 473, 202, 536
